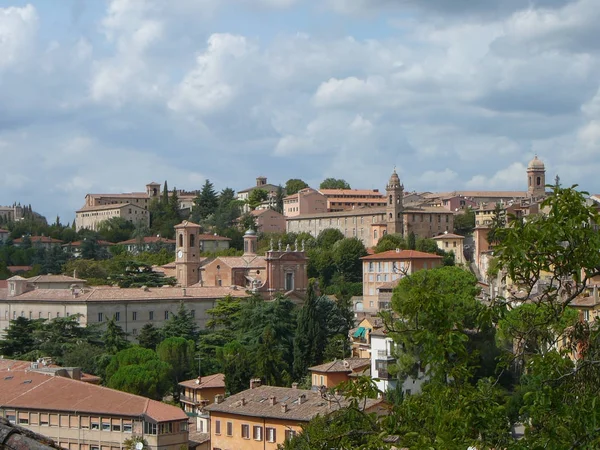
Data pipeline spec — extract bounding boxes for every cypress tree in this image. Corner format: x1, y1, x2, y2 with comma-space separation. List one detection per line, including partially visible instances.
292, 280, 325, 379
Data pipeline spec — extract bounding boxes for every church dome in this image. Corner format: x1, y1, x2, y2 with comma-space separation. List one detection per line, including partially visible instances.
388, 169, 401, 188
244, 229, 257, 236
528, 155, 545, 170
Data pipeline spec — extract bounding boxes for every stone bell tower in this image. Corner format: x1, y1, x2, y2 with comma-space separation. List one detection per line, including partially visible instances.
174, 220, 202, 287
527, 155, 546, 199
386, 168, 404, 236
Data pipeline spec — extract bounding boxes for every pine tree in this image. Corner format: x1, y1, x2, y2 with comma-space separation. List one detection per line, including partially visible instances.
137, 323, 162, 349
293, 280, 325, 379
103, 317, 129, 355
168, 188, 182, 223
162, 181, 169, 205
161, 301, 198, 341
192, 180, 219, 223
275, 185, 285, 214
407, 231, 416, 250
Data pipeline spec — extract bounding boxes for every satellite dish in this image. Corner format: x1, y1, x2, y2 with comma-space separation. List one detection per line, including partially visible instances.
135, 442, 144, 450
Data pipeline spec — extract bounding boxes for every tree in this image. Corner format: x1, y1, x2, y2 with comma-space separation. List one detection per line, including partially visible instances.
332, 238, 367, 283
407, 231, 416, 250
161, 301, 198, 341
123, 436, 149, 450
285, 179, 308, 196
293, 280, 325, 378
192, 179, 219, 223
238, 212, 257, 232
103, 317, 129, 355
373, 233, 406, 253
206, 295, 243, 332
0, 317, 39, 357
137, 323, 162, 349
274, 185, 285, 214
97, 217, 135, 243
219, 340, 254, 394
61, 341, 106, 376
454, 207, 475, 236
487, 203, 506, 246
319, 178, 351, 190
316, 228, 344, 250
156, 337, 195, 400
247, 188, 269, 210
254, 326, 288, 386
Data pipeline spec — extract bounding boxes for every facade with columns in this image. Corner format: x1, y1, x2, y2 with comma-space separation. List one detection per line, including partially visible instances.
286, 170, 454, 247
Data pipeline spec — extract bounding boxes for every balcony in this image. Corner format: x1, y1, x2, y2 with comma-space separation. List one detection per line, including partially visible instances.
377, 350, 394, 359
375, 359, 396, 380
180, 395, 200, 405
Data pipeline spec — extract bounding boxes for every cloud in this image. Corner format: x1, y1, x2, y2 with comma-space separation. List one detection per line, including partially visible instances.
0, 5, 38, 70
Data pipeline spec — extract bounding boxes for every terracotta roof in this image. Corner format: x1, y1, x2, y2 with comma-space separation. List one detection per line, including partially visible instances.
117, 236, 176, 245
87, 192, 148, 199
309, 358, 371, 374
197, 234, 231, 241
208, 256, 266, 269
63, 240, 114, 247
76, 203, 145, 212
13, 236, 63, 244
432, 233, 465, 240
422, 191, 527, 199
0, 228, 8, 233
361, 250, 442, 261
7, 266, 32, 273
377, 279, 400, 290
319, 189, 383, 197
571, 295, 600, 308
403, 206, 454, 213
0, 280, 7, 289
250, 209, 283, 218
179, 373, 225, 390
0, 370, 187, 422
0, 285, 249, 302
205, 385, 382, 422
28, 275, 85, 283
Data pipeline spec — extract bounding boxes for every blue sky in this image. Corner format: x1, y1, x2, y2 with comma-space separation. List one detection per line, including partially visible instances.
1, 0, 599, 222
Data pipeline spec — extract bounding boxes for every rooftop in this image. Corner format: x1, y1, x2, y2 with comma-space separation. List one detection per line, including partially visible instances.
319, 189, 384, 197
205, 385, 382, 422
361, 250, 443, 261
117, 236, 176, 245
432, 232, 465, 240
179, 373, 225, 390
309, 358, 371, 374
13, 236, 63, 244
76, 203, 146, 212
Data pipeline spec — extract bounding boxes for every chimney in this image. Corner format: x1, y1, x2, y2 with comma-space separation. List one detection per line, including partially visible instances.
281, 403, 288, 413
291, 382, 298, 389
215, 394, 224, 404
239, 398, 247, 406
298, 394, 307, 404
269, 396, 277, 406
250, 378, 262, 389
195, 376, 201, 385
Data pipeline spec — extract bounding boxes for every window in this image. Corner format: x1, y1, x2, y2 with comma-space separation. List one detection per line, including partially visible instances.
253, 425, 263, 441
98, 313, 103, 322
164, 310, 169, 320
285, 430, 297, 441
285, 272, 294, 291
445, 242, 448, 248
132, 329, 137, 336
144, 421, 157, 435
159, 422, 173, 434
226, 421, 233, 436
112, 418, 121, 432
179, 234, 183, 247
190, 309, 195, 318
266, 427, 276, 443
40, 414, 49, 426
5, 411, 16, 424
149, 311, 154, 320
242, 424, 250, 439
190, 234, 195, 247
123, 420, 132, 433
215, 420, 221, 435
368, 262, 374, 272
132, 311, 137, 321
114, 312, 120, 321
102, 419, 110, 431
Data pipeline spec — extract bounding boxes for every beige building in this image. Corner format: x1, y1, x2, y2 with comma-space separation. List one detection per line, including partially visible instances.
432, 232, 466, 265
117, 236, 177, 254
205, 382, 384, 450
283, 188, 327, 217
250, 208, 286, 233
0, 360, 189, 450
309, 358, 370, 389
237, 177, 280, 212
286, 170, 454, 247
320, 188, 386, 211
75, 203, 150, 232
360, 249, 443, 313
0, 204, 24, 222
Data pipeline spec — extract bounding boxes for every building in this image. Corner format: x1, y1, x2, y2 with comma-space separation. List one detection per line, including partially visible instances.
116, 236, 177, 255
432, 232, 466, 265
179, 373, 226, 436
320, 188, 386, 212
0, 360, 189, 450
286, 170, 454, 247
359, 250, 443, 313
237, 177, 281, 212
83, 182, 161, 209
63, 240, 114, 258
250, 209, 286, 234
0, 204, 24, 222
370, 328, 427, 396
422, 190, 528, 208
75, 203, 150, 232
0, 228, 9, 243
439, 195, 478, 212
13, 236, 64, 250
308, 358, 371, 388
350, 316, 383, 359
204, 381, 384, 450
0, 275, 248, 339
283, 188, 327, 217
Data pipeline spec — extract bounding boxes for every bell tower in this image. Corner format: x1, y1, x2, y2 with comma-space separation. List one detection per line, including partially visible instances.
527, 155, 546, 198
174, 220, 202, 287
386, 168, 404, 236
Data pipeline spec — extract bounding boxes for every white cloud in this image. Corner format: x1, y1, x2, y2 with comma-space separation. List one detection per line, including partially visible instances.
467, 163, 528, 190
313, 76, 386, 108
0, 5, 38, 70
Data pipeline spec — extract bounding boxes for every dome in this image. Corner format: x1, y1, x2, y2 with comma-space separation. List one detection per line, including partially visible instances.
244, 229, 257, 236
528, 155, 545, 170
388, 169, 401, 187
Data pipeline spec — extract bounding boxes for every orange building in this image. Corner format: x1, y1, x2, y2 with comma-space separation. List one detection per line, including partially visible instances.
308, 358, 371, 388
205, 382, 384, 450
250, 208, 287, 233
179, 374, 226, 414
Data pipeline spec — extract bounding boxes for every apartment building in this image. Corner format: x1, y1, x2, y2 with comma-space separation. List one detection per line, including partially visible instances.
75, 203, 150, 232
205, 382, 384, 450
319, 188, 386, 211
359, 250, 443, 313
308, 358, 370, 388
250, 209, 286, 233
237, 177, 280, 212
283, 188, 327, 217
432, 232, 466, 265
0, 363, 189, 450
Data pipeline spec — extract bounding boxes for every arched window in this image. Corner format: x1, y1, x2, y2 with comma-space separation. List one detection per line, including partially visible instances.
397, 212, 401, 219
389, 213, 392, 219
190, 234, 195, 248
536, 176, 541, 186
389, 195, 392, 205
179, 234, 183, 247
529, 176, 532, 187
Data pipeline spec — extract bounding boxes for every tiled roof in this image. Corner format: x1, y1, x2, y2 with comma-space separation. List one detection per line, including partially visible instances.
0, 228, 8, 233
205, 385, 382, 422
197, 234, 231, 241
432, 233, 465, 240
63, 240, 114, 247
0, 280, 7, 289
0, 370, 187, 422
309, 358, 371, 374
13, 236, 63, 244
0, 285, 249, 302
361, 250, 442, 261
76, 203, 145, 212
179, 373, 225, 390
87, 192, 148, 199
250, 209, 282, 218
377, 280, 400, 290
7, 266, 32, 273
28, 275, 85, 283
571, 295, 600, 308
319, 189, 383, 197
422, 191, 527, 199
209, 256, 266, 269
117, 236, 176, 245
403, 206, 454, 213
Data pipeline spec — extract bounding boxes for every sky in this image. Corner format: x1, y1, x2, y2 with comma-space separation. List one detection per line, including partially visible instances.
1, 0, 600, 222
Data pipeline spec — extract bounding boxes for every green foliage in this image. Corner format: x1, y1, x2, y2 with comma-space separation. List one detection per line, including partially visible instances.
0, 316, 40, 357
487, 203, 506, 246
137, 323, 162, 349
61, 341, 106, 376
274, 185, 285, 214
238, 211, 257, 232
123, 436, 149, 450
108, 261, 176, 288
97, 217, 135, 243
285, 178, 309, 196
219, 340, 254, 394
103, 318, 130, 355
192, 179, 219, 224
157, 337, 196, 400
293, 280, 326, 378
332, 238, 367, 282
374, 233, 406, 253
454, 207, 475, 236
319, 178, 351, 190
316, 228, 345, 250
206, 295, 243, 331
247, 188, 269, 210
161, 301, 198, 341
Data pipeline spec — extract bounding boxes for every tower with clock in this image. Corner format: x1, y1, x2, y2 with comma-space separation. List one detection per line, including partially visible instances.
174, 220, 202, 287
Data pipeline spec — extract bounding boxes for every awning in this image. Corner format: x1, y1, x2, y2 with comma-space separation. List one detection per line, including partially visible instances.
353, 327, 366, 338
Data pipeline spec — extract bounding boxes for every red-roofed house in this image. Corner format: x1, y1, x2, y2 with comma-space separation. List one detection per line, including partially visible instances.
308, 358, 370, 388
13, 236, 63, 250
359, 249, 443, 313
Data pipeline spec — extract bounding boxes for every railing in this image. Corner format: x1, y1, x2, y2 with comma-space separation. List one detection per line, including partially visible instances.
179, 395, 199, 404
